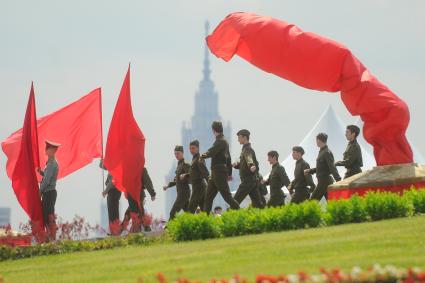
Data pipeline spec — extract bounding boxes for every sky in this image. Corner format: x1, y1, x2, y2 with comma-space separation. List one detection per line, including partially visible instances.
1, 0, 424, 229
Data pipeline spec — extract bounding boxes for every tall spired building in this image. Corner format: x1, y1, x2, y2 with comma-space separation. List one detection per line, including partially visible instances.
164, 21, 235, 217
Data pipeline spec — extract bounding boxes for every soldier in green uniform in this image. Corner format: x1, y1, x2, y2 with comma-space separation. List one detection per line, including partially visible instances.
100, 160, 122, 236
201, 121, 240, 213
123, 167, 156, 232
257, 172, 268, 206
233, 129, 264, 208
38, 140, 60, 241
180, 140, 209, 213
305, 133, 341, 201
288, 146, 316, 204
163, 145, 191, 220
335, 125, 363, 179
261, 150, 290, 207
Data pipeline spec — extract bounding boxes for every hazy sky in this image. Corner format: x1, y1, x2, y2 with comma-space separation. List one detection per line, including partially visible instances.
1, 0, 424, 228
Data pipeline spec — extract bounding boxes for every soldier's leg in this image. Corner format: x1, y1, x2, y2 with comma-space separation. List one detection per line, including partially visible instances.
188, 183, 203, 213
204, 178, 218, 214
248, 180, 264, 208
311, 177, 332, 201
233, 179, 251, 205
169, 192, 190, 220
291, 188, 309, 204
267, 193, 285, 207
107, 188, 122, 235
215, 173, 239, 210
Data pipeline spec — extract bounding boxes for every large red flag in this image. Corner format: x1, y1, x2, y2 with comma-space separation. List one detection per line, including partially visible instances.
2, 88, 103, 181
104, 66, 145, 208
9, 83, 44, 233
207, 12, 413, 166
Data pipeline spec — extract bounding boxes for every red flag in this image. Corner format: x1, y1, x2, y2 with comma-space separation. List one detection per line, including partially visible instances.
2, 88, 103, 181
207, 12, 413, 165
104, 66, 145, 208
9, 83, 44, 233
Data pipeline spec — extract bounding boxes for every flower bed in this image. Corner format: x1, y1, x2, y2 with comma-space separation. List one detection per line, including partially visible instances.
147, 265, 425, 283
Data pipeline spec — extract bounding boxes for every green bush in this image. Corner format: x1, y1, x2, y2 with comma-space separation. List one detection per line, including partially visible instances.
326, 199, 353, 225
167, 213, 221, 241
365, 192, 413, 221
403, 189, 425, 214
349, 195, 368, 223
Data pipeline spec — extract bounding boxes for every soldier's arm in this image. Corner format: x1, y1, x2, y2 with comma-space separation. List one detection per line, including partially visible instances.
278, 166, 291, 188
201, 140, 225, 159
39, 162, 57, 192
336, 146, 358, 167
198, 159, 210, 180
304, 164, 316, 190
143, 169, 156, 197
226, 150, 233, 176
244, 150, 255, 167
326, 153, 341, 181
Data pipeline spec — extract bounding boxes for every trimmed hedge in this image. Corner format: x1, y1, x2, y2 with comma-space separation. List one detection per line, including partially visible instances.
168, 189, 425, 241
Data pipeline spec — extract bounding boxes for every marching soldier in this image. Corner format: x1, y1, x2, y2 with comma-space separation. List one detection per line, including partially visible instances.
261, 150, 290, 207
233, 129, 264, 208
38, 140, 60, 241
163, 145, 191, 220
288, 146, 316, 204
335, 125, 363, 179
305, 133, 341, 201
201, 121, 240, 213
181, 140, 209, 213
123, 167, 156, 232
100, 160, 122, 236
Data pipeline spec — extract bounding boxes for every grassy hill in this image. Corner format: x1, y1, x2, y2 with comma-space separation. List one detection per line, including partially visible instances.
1, 215, 424, 283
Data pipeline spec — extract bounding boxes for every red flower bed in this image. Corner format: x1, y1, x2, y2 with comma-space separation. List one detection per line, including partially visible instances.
141, 265, 425, 283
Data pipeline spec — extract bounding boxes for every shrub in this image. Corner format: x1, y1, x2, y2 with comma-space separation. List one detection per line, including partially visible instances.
167, 213, 221, 241
349, 195, 368, 223
326, 199, 353, 225
365, 192, 413, 221
403, 188, 425, 214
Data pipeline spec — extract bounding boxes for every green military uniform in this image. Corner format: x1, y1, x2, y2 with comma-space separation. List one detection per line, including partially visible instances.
257, 172, 268, 206
233, 143, 264, 208
264, 163, 290, 207
125, 168, 156, 223
187, 153, 209, 213
201, 134, 240, 213
166, 159, 191, 220
336, 139, 363, 179
104, 173, 122, 223
309, 146, 341, 201
289, 158, 316, 204
40, 157, 59, 229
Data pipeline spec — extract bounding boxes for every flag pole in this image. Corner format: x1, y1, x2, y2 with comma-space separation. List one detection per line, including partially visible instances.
99, 88, 105, 192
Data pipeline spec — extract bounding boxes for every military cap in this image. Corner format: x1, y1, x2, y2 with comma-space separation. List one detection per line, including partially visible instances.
174, 145, 184, 152
45, 140, 61, 149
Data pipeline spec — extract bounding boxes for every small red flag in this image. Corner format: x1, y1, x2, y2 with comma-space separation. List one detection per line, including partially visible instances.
104, 66, 145, 208
8, 83, 44, 233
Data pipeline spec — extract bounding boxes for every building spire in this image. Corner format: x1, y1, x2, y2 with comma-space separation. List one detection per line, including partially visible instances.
203, 20, 211, 81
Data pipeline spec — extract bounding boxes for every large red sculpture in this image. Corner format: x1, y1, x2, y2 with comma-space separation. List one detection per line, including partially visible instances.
207, 12, 413, 166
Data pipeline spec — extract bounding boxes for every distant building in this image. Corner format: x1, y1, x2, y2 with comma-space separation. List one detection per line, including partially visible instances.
0, 207, 11, 226
164, 21, 238, 217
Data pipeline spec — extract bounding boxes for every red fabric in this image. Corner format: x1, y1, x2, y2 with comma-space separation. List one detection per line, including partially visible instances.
207, 12, 413, 165
328, 182, 425, 200
104, 67, 145, 210
4, 83, 45, 233
2, 88, 102, 181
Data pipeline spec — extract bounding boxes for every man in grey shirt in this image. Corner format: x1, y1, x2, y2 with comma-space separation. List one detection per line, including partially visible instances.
38, 140, 60, 241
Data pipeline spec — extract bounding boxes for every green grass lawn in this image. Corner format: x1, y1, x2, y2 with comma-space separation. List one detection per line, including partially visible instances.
1, 215, 425, 283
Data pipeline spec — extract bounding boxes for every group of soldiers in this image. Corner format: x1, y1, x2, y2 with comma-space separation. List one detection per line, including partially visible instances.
163, 121, 363, 221
36, 120, 363, 238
